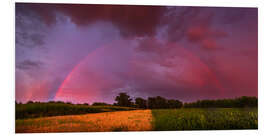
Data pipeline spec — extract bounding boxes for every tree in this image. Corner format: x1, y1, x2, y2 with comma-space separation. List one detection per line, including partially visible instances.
135, 97, 147, 109
167, 99, 183, 108
115, 93, 133, 107
27, 100, 34, 104
147, 96, 168, 109
155, 96, 167, 108
147, 97, 156, 109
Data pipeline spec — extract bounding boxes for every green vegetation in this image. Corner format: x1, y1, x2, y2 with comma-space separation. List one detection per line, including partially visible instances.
151, 108, 258, 130
135, 97, 147, 109
148, 96, 183, 109
16, 94, 258, 121
114, 92, 133, 107
184, 96, 258, 108
16, 102, 136, 120
91, 102, 110, 106
114, 93, 183, 109
113, 93, 257, 109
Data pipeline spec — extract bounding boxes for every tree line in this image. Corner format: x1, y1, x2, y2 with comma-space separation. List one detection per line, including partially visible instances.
184, 96, 258, 108
16, 93, 258, 109
114, 93, 183, 109
113, 92, 257, 109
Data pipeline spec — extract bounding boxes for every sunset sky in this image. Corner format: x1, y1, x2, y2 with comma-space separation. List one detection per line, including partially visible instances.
15, 3, 258, 104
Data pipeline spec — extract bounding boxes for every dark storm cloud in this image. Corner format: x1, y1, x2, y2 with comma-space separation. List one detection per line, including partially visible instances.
16, 5, 48, 48
163, 7, 200, 42
16, 4, 255, 50
16, 60, 42, 70
163, 7, 230, 50
16, 32, 46, 48
16, 3, 168, 37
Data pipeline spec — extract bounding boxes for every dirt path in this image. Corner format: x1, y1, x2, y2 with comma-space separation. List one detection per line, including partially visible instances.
16, 110, 153, 133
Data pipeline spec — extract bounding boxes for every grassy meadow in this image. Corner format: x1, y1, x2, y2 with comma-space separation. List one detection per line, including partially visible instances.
16, 102, 136, 119
16, 96, 258, 132
151, 108, 258, 131
16, 105, 258, 133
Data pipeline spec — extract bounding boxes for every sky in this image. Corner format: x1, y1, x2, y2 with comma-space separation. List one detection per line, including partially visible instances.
15, 3, 258, 104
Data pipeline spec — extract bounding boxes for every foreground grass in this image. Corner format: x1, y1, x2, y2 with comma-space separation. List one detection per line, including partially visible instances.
151, 108, 258, 130
16, 110, 153, 133
16, 103, 136, 119
16, 108, 258, 133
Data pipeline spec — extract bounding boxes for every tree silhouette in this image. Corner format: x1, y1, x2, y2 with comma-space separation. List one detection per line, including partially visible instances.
135, 97, 147, 109
148, 96, 168, 109
115, 93, 133, 107
183, 96, 258, 108
167, 99, 183, 108
27, 100, 34, 104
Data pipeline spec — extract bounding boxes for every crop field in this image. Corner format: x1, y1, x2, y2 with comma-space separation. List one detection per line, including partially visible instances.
151, 108, 258, 130
16, 110, 153, 133
16, 108, 257, 133
16, 103, 136, 119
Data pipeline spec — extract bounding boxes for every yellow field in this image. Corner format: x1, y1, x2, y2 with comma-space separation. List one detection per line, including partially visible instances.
16, 110, 153, 133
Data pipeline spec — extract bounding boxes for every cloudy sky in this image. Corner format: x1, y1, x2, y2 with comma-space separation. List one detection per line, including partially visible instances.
15, 3, 257, 104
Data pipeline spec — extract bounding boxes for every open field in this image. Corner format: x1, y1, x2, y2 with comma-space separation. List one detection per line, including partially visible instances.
16, 103, 137, 119
152, 108, 258, 130
16, 110, 152, 133
16, 108, 257, 133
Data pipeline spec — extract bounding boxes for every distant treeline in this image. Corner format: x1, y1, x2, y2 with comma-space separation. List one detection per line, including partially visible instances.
15, 101, 136, 120
113, 93, 257, 109
184, 96, 258, 108
113, 93, 183, 109
16, 93, 257, 119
